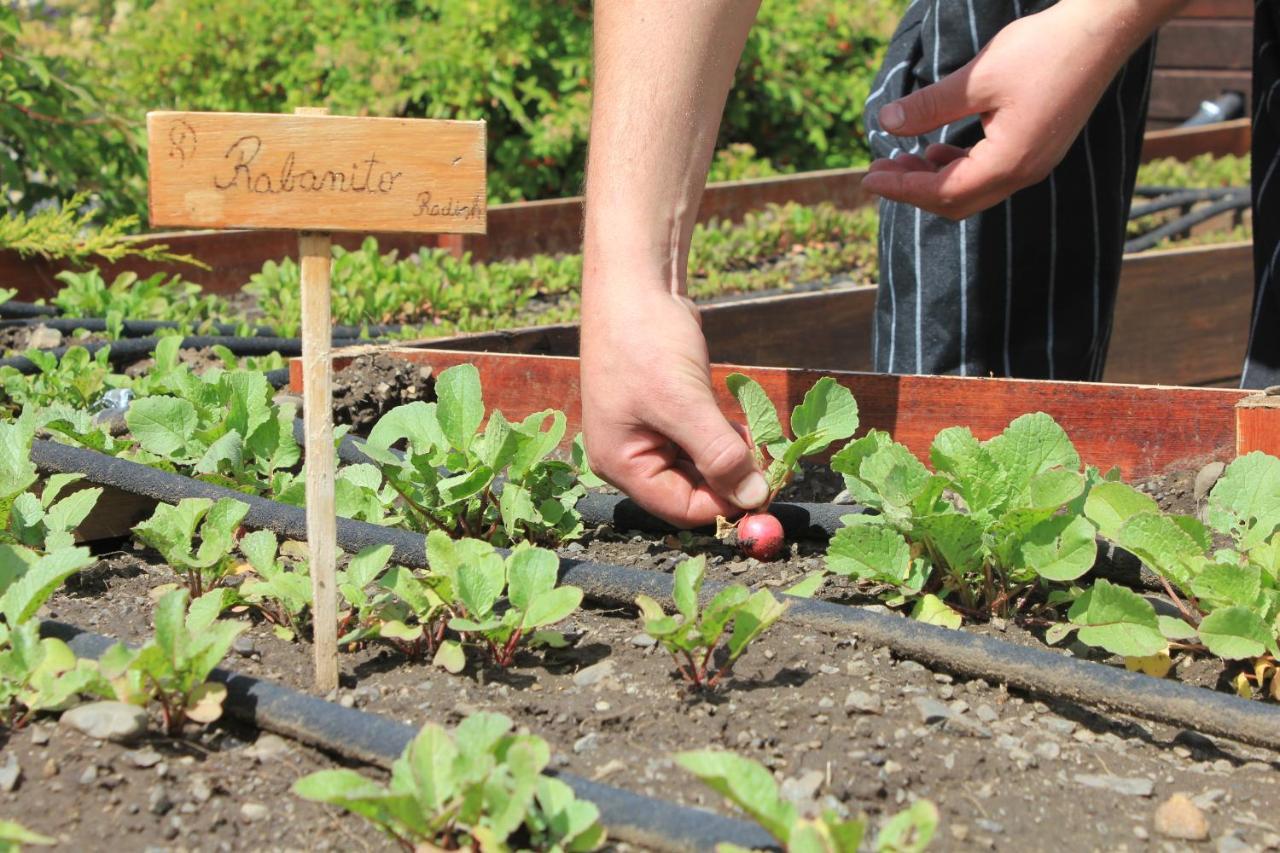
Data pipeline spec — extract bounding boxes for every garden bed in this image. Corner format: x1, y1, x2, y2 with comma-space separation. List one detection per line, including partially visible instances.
9, 343, 1280, 849
37, 547, 1280, 850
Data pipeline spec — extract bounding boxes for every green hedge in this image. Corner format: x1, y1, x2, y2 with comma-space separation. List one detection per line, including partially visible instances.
14, 0, 904, 218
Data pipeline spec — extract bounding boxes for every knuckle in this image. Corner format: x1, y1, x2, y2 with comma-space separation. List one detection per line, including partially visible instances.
696, 429, 749, 483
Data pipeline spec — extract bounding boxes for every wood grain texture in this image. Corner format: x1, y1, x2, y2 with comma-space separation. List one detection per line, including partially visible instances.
411, 240, 1254, 389
1140, 119, 1251, 163
147, 111, 486, 234
1237, 395, 1280, 458
293, 349, 1251, 480
1106, 242, 1254, 387
1156, 20, 1253, 70
1148, 70, 1252, 122
299, 229, 339, 693
1176, 0, 1253, 18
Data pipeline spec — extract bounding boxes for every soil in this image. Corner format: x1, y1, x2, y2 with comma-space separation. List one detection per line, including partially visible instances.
0, 713, 391, 852
123, 347, 231, 380
331, 353, 436, 433
38, 542, 1280, 852
0, 325, 109, 358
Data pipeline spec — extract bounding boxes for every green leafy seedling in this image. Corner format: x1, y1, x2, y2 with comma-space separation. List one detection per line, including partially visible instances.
100, 588, 246, 734
361, 363, 594, 546
6, 473, 102, 553
238, 529, 313, 641
725, 374, 860, 560
676, 749, 938, 852
0, 819, 55, 851
443, 535, 582, 668
132, 497, 250, 598
636, 555, 787, 690
829, 412, 1101, 622
0, 546, 105, 727
293, 712, 605, 852
1072, 454, 1280, 694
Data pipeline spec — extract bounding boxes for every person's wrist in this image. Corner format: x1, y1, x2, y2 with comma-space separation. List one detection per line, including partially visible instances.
1068, 0, 1187, 45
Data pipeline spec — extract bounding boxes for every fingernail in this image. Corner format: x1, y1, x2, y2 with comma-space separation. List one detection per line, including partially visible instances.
881, 103, 906, 132
732, 473, 769, 509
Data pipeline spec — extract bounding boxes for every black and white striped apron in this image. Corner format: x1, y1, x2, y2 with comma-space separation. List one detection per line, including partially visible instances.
865, 0, 1278, 390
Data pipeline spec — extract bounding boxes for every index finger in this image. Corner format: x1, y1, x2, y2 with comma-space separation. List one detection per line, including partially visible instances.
860, 140, 1018, 219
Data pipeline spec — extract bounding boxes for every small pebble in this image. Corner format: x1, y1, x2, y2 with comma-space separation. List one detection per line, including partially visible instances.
573, 660, 615, 688
845, 690, 883, 715
123, 749, 163, 769
0, 754, 20, 793
629, 634, 656, 648
240, 802, 269, 823
1153, 793, 1209, 841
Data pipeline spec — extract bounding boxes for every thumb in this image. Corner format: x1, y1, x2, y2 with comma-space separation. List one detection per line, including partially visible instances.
878, 63, 987, 138
662, 399, 769, 511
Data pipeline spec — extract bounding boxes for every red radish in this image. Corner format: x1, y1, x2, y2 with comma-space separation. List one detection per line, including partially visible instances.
737, 512, 785, 561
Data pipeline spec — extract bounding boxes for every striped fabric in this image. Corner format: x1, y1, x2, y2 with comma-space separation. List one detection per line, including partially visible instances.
1245, 2, 1279, 389
864, 0, 1277, 389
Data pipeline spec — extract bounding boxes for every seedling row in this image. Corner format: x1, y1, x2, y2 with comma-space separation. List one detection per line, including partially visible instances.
2, 326, 1280, 848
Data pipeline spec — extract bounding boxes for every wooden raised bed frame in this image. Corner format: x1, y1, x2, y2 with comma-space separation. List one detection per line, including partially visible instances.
290, 348, 1280, 483
413, 239, 1255, 389
0, 120, 1251, 301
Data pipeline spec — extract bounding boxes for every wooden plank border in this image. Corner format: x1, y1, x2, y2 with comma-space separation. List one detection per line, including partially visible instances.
410, 240, 1254, 389
292, 348, 1270, 481
2, 123, 1251, 302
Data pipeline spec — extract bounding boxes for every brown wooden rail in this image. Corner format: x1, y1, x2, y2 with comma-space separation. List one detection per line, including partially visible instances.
1, 122, 1250, 301
289, 347, 1277, 481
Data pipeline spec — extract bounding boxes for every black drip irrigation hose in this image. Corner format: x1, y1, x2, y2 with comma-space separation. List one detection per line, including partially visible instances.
1132, 185, 1244, 199
0, 335, 363, 375
0, 300, 417, 341
1128, 187, 1247, 220
1125, 193, 1251, 255
40, 620, 773, 853
30, 438, 1280, 753
0, 300, 58, 319
0, 316, 279, 339
314, 421, 866, 541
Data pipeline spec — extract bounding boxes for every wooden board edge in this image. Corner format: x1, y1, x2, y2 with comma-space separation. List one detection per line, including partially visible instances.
295, 348, 1250, 480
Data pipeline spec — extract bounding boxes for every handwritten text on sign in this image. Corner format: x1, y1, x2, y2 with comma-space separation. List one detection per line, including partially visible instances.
147, 111, 486, 234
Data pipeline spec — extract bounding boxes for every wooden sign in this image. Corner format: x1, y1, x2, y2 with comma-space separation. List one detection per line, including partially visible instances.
146, 111, 486, 234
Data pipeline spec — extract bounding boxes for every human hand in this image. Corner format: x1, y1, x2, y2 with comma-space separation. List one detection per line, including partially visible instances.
580, 286, 769, 528
861, 0, 1168, 219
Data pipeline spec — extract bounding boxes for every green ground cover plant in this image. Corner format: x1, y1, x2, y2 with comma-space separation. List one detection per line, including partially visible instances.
1062, 452, 1280, 695
362, 363, 595, 546
51, 269, 228, 328
827, 412, 1104, 625
24, 1, 904, 212
99, 587, 245, 734
676, 749, 937, 852
0, 417, 106, 727
294, 711, 605, 851
636, 556, 787, 689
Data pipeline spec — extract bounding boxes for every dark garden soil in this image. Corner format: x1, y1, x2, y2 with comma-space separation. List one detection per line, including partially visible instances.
331, 353, 437, 433
0, 713, 393, 852
0, 324, 108, 357
38, 542, 1280, 852
123, 347, 232, 380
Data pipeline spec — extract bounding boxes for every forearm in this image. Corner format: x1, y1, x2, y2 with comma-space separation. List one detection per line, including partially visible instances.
583, 0, 759, 300
1071, 0, 1191, 56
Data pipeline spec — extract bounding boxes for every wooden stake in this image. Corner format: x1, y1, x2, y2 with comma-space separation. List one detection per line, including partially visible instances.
143, 104, 486, 691
295, 108, 339, 693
